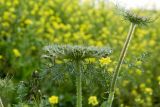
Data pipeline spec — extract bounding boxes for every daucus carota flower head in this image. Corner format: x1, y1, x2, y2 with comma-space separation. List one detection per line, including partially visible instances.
48, 95, 58, 104
119, 9, 152, 25
88, 96, 99, 106
43, 44, 112, 61
118, 7, 153, 25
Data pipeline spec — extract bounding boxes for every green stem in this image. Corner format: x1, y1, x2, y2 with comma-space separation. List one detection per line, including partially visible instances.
76, 61, 82, 107
51, 104, 55, 107
0, 98, 4, 107
107, 23, 136, 107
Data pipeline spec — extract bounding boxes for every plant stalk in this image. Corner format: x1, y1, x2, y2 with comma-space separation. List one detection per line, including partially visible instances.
107, 23, 136, 107
0, 97, 4, 107
76, 61, 82, 107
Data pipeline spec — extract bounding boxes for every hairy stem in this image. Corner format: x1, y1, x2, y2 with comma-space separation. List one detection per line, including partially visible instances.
0, 98, 4, 107
107, 23, 136, 107
76, 61, 82, 107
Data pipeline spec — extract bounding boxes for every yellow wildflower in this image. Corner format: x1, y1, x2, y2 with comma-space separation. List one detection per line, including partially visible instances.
55, 59, 63, 64
96, 41, 103, 47
13, 48, 21, 57
135, 69, 142, 76
157, 76, 160, 85
157, 76, 160, 81
140, 83, 146, 89
48, 96, 58, 105
135, 61, 142, 66
2, 22, 10, 28
88, 96, 99, 106
108, 67, 114, 73
0, 55, 3, 59
24, 19, 33, 25
99, 57, 112, 65
145, 88, 153, 95
122, 80, 129, 87
131, 90, 138, 96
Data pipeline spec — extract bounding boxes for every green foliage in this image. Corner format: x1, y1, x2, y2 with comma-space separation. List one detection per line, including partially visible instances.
0, 0, 160, 106
0, 77, 15, 106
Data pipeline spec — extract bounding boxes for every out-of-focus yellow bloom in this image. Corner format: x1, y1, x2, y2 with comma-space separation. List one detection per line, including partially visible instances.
108, 67, 114, 73
31, 46, 36, 50
157, 76, 160, 85
99, 57, 111, 65
48, 96, 58, 105
24, 19, 33, 25
85, 58, 96, 63
3, 12, 10, 20
2, 22, 10, 28
157, 76, 160, 81
115, 88, 120, 95
96, 41, 103, 47
146, 97, 152, 102
145, 88, 153, 95
131, 90, 137, 96
13, 0, 19, 5
135, 61, 142, 66
149, 40, 156, 46
13, 48, 21, 57
88, 96, 99, 106
135, 69, 142, 76
55, 59, 63, 64
140, 83, 146, 89
122, 80, 129, 87
147, 79, 151, 84
135, 96, 144, 104
0, 55, 3, 59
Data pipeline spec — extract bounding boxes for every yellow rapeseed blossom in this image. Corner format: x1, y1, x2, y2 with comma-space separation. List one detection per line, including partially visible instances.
13, 48, 21, 57
88, 96, 99, 106
24, 19, 33, 25
122, 80, 129, 87
96, 41, 103, 47
140, 83, 146, 89
108, 67, 114, 73
48, 96, 58, 105
145, 88, 153, 95
157, 76, 160, 85
135, 61, 142, 66
131, 90, 138, 96
135, 69, 142, 76
99, 57, 112, 65
0, 55, 3, 59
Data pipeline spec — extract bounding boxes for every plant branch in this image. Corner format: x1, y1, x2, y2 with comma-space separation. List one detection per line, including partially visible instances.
107, 23, 136, 107
0, 97, 4, 107
76, 61, 82, 107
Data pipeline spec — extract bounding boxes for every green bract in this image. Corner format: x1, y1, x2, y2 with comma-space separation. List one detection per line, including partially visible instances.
121, 9, 152, 25
43, 45, 112, 61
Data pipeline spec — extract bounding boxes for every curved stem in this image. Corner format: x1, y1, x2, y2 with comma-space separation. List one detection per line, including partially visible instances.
107, 23, 136, 107
0, 98, 4, 107
76, 61, 82, 107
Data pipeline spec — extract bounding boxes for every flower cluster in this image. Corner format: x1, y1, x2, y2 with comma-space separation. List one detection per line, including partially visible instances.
88, 96, 99, 106
48, 96, 59, 105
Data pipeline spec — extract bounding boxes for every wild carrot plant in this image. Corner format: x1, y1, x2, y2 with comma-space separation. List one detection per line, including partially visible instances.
43, 45, 112, 107
106, 9, 152, 107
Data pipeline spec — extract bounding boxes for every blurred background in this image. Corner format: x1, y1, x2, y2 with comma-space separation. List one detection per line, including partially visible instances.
0, 0, 160, 107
